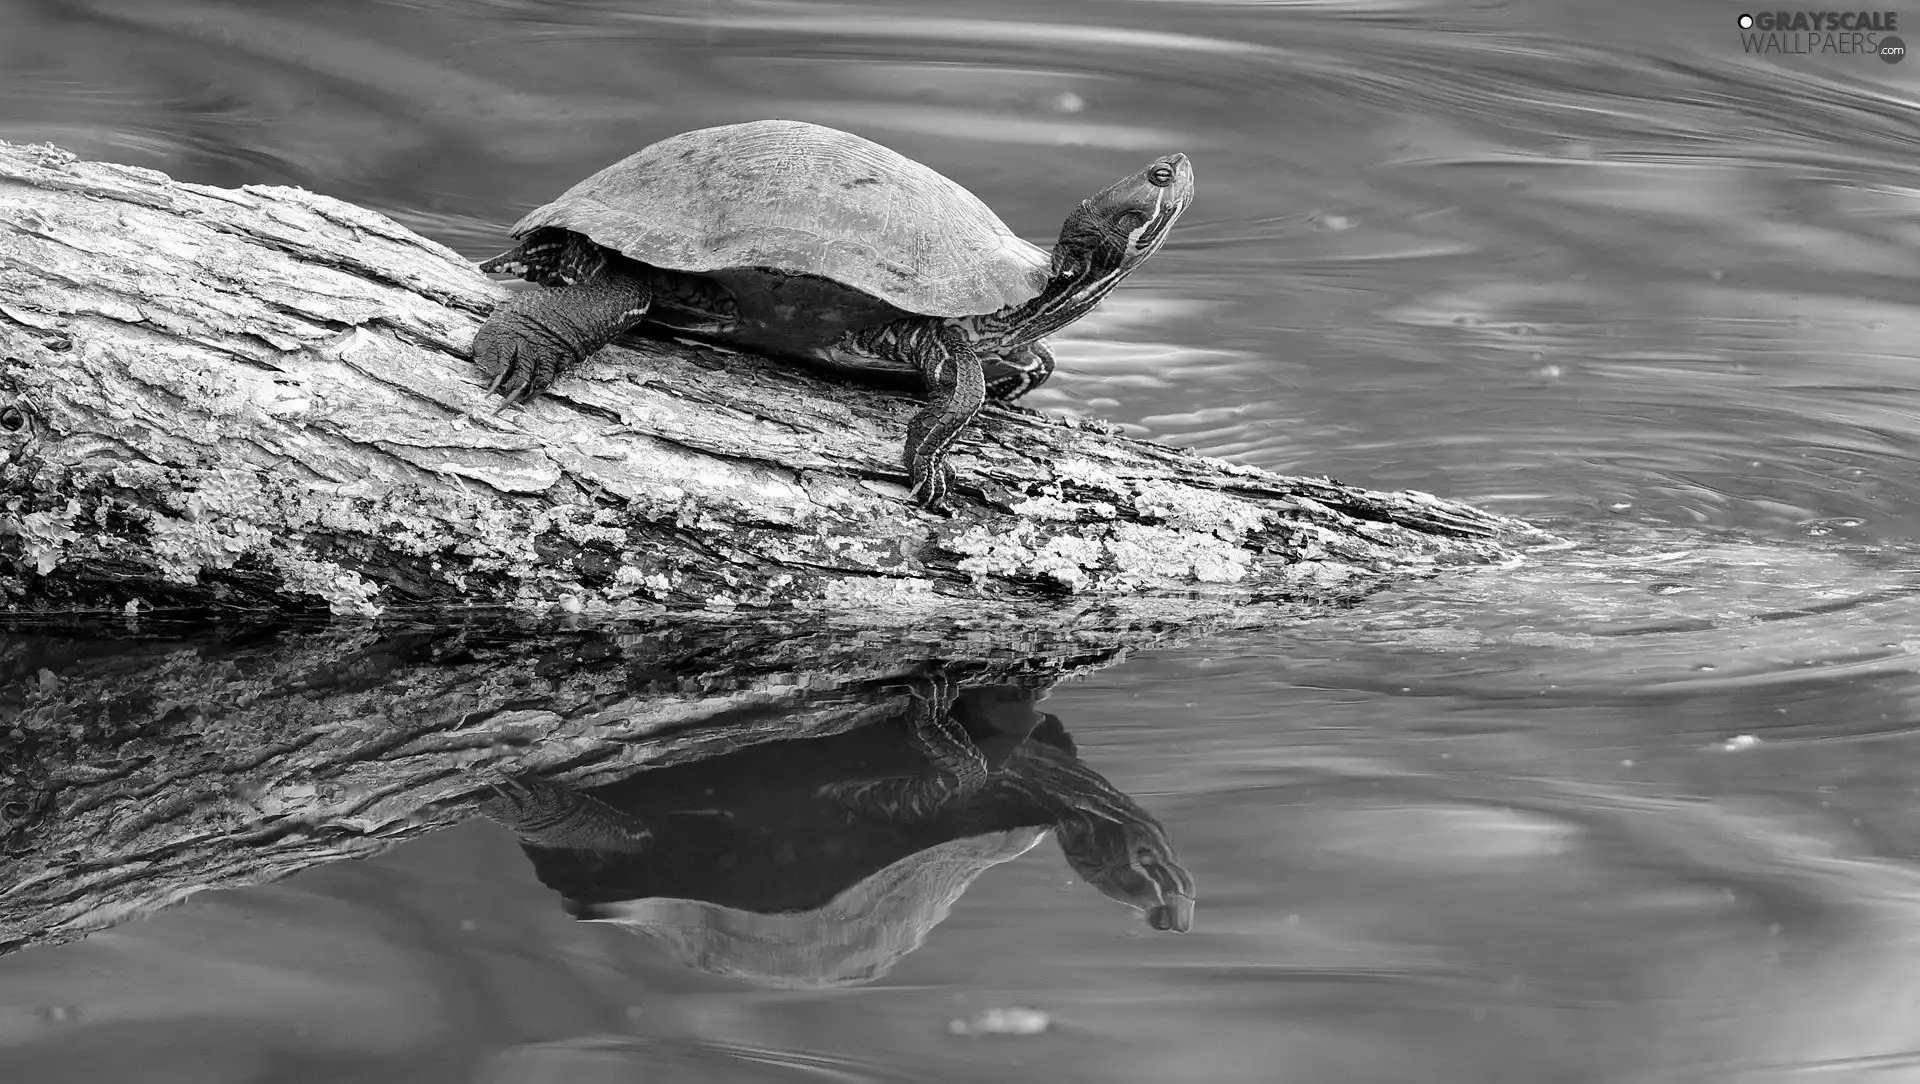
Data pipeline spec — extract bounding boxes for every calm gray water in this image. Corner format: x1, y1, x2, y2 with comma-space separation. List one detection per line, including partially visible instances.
7, 1, 1920, 1080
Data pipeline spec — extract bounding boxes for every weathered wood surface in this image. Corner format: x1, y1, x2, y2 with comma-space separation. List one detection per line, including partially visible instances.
0, 139, 1544, 617
0, 613, 1148, 958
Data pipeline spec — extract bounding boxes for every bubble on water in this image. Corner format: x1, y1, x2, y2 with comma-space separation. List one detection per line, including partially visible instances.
1320, 214, 1352, 231
1709, 269, 1725, 280
1715, 734, 1762, 752
1606, 501, 1633, 513
1049, 92, 1086, 114
950, 1007, 1051, 1036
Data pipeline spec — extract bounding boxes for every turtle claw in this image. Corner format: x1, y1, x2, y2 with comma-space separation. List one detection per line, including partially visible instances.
908, 486, 949, 515
477, 335, 557, 413
906, 463, 957, 513
491, 388, 531, 414
494, 382, 534, 413
474, 324, 542, 410
909, 488, 953, 516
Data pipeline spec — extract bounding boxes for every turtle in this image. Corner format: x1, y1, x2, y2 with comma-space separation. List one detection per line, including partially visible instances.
471, 118, 1195, 511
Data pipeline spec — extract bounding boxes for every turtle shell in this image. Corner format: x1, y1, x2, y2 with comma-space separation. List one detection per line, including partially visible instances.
510, 119, 1051, 318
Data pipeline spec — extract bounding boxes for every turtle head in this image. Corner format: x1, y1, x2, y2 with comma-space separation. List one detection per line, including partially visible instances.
1053, 152, 1194, 279
1006, 153, 1194, 341
1057, 812, 1197, 933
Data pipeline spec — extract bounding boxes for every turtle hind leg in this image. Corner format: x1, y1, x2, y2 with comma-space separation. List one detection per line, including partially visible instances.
477, 227, 587, 286
473, 267, 654, 407
903, 668, 991, 795
477, 245, 538, 278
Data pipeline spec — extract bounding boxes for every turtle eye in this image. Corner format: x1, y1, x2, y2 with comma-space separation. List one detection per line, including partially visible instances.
1148, 164, 1175, 186
1115, 210, 1148, 231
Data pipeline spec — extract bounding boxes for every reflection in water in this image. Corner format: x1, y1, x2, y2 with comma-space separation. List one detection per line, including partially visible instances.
0, 615, 1179, 960
479, 680, 1194, 988
7, 575, 1920, 1081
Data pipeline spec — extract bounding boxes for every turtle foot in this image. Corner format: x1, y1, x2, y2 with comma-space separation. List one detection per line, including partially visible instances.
471, 270, 655, 408
473, 294, 577, 408
906, 462, 957, 513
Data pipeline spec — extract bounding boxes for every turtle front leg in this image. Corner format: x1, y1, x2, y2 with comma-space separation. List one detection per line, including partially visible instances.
473, 270, 654, 407
901, 667, 991, 794
985, 340, 1056, 402
903, 325, 987, 511
817, 668, 993, 824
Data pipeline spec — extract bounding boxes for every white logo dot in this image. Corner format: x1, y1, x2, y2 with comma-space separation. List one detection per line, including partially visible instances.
1738, 14, 1754, 28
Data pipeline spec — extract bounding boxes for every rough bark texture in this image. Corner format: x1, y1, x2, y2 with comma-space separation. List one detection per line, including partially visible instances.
0, 139, 1543, 617
0, 613, 1169, 959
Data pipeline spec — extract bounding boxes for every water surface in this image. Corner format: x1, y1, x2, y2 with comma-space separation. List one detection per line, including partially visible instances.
6, 0, 1920, 1080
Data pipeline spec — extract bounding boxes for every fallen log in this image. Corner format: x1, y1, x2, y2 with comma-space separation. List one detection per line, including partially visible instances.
0, 140, 1541, 616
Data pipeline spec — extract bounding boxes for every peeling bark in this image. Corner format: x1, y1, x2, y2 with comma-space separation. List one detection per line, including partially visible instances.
0, 139, 1544, 616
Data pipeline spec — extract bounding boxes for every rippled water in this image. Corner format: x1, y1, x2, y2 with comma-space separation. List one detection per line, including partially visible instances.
7, 0, 1920, 1080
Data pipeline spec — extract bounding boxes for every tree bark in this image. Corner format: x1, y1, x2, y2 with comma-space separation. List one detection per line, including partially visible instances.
0, 140, 1543, 617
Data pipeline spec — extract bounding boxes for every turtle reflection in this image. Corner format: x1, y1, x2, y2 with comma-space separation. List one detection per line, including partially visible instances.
478, 681, 1194, 989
